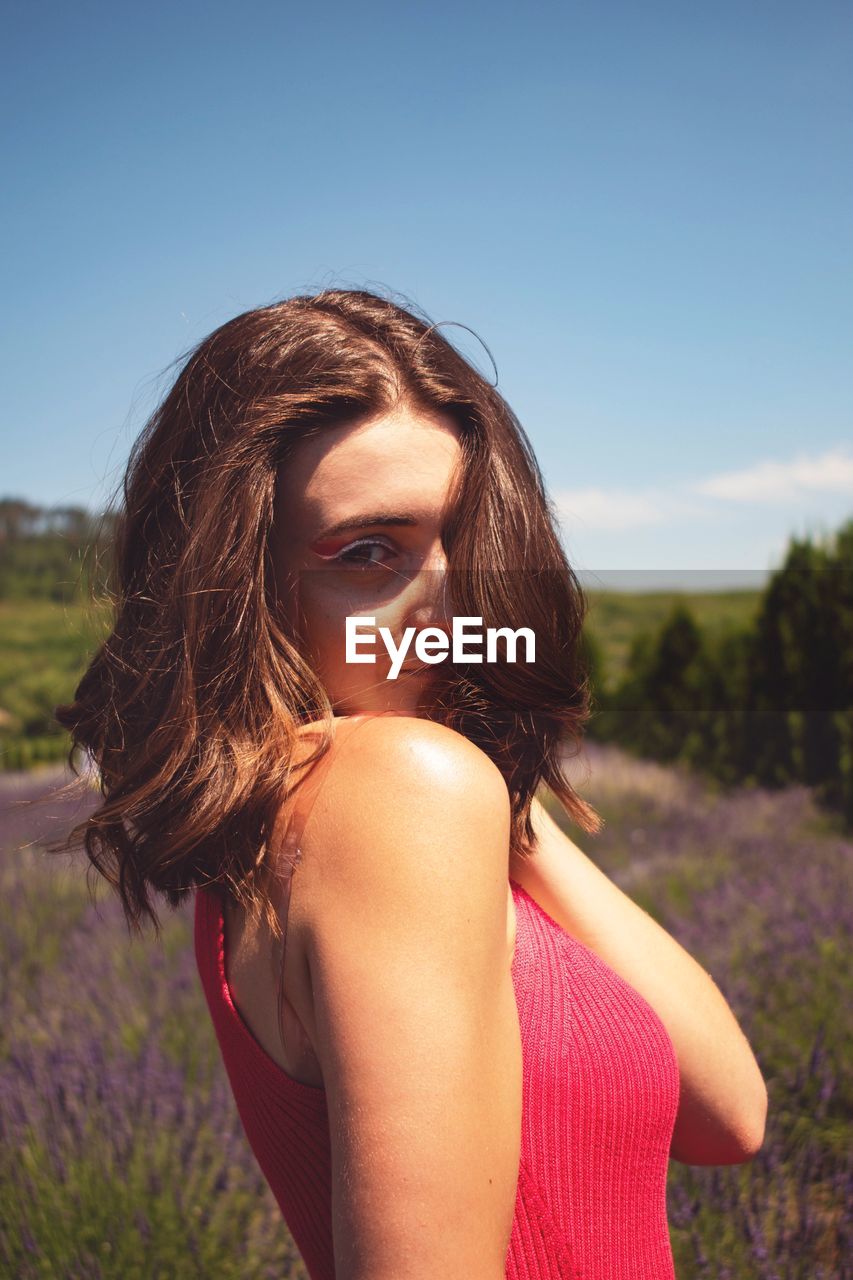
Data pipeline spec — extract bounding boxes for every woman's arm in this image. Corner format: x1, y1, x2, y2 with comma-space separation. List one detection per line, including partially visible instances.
512, 796, 767, 1166
305, 718, 521, 1280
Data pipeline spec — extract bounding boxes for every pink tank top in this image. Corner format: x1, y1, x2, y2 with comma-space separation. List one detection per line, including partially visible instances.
194, 714, 681, 1278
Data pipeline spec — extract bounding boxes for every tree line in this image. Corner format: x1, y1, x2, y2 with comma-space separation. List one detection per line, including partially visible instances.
585, 517, 853, 830
0, 498, 117, 600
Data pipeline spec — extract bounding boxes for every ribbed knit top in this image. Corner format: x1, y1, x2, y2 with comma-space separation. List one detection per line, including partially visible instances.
193, 722, 681, 1279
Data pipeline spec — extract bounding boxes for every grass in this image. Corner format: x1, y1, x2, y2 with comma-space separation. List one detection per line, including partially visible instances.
0, 599, 111, 768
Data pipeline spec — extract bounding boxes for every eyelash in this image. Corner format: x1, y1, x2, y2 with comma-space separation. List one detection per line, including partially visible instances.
323, 536, 398, 568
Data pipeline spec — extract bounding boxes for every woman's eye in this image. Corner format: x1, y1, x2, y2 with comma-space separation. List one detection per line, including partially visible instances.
334, 537, 397, 569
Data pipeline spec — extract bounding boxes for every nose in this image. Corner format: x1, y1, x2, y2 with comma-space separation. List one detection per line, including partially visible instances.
421, 540, 449, 576
408, 540, 453, 633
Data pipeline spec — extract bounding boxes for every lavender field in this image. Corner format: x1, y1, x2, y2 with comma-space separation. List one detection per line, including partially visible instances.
1, 744, 850, 1279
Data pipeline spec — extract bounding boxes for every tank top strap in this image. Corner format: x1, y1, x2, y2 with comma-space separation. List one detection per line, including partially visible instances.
272, 710, 398, 1055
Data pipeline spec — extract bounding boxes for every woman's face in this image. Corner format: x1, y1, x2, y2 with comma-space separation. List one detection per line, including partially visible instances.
270, 403, 463, 717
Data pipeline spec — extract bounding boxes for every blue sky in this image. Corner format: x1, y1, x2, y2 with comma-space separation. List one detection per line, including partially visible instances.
2, 1, 851, 588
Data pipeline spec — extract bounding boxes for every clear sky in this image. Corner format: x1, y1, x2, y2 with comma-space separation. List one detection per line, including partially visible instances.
2, 0, 851, 588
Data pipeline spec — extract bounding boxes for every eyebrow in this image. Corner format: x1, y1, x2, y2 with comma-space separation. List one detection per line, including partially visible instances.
316, 511, 420, 538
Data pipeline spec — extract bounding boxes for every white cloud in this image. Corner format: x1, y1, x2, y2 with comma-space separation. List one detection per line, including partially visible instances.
690, 446, 853, 502
553, 487, 685, 531
553, 445, 853, 532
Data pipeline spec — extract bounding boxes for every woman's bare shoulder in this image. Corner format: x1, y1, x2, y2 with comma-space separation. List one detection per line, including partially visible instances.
296, 713, 512, 895
294, 713, 507, 790
333, 714, 510, 813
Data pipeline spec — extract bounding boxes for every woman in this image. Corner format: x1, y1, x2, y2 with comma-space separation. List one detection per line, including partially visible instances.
57, 287, 767, 1280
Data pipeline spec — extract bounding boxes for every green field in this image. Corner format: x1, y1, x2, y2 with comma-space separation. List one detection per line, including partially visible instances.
0, 600, 111, 767
0, 590, 764, 766
584, 587, 762, 691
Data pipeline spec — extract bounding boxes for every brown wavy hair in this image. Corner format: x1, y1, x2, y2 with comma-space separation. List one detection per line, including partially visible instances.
53, 286, 602, 941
